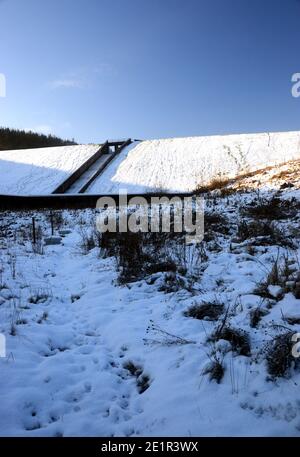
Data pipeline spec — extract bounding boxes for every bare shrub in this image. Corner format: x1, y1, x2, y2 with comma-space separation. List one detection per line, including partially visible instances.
46, 211, 64, 231
265, 332, 296, 378
205, 212, 230, 236
184, 301, 224, 321
123, 360, 143, 377
195, 176, 231, 193
203, 356, 225, 383
249, 306, 268, 328
31, 225, 44, 255
28, 284, 52, 305
37, 311, 48, 324
137, 374, 151, 394
241, 196, 298, 220
7, 250, 17, 279
237, 220, 294, 248
123, 360, 151, 394
78, 226, 101, 254
9, 298, 22, 336
212, 326, 251, 356
144, 320, 196, 346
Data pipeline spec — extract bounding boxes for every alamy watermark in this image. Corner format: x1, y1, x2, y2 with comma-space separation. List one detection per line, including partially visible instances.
96, 191, 204, 244
292, 333, 300, 358
0, 73, 6, 98
291, 73, 300, 98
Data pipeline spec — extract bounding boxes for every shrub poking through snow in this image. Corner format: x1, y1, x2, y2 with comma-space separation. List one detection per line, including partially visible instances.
78, 227, 100, 254
137, 374, 151, 394
184, 301, 224, 321
123, 361, 150, 394
241, 196, 298, 220
195, 176, 231, 193
28, 293, 49, 305
204, 358, 225, 384
253, 282, 275, 300
157, 271, 187, 293
100, 231, 119, 257
144, 320, 196, 346
237, 220, 294, 248
102, 228, 189, 285
204, 212, 230, 236
292, 282, 300, 300
117, 231, 183, 284
31, 225, 44, 255
117, 232, 145, 283
265, 332, 296, 378
284, 316, 300, 325
9, 305, 19, 336
46, 211, 64, 231
237, 220, 271, 241
37, 311, 48, 324
71, 294, 81, 303
213, 326, 251, 356
123, 360, 143, 378
249, 307, 267, 328
253, 256, 286, 301
144, 260, 177, 275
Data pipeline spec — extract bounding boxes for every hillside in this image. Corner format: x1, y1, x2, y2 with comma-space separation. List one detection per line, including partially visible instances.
0, 144, 101, 195
2, 130, 300, 196
88, 131, 300, 194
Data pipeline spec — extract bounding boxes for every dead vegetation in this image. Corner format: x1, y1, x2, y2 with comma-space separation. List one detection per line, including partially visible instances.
78, 226, 101, 254
196, 176, 232, 194
249, 306, 268, 328
237, 219, 295, 248
204, 212, 230, 237
241, 196, 298, 220
265, 332, 297, 378
100, 230, 191, 286
195, 157, 300, 197
123, 360, 151, 394
203, 357, 225, 384
212, 326, 251, 356
184, 301, 224, 321
144, 320, 196, 346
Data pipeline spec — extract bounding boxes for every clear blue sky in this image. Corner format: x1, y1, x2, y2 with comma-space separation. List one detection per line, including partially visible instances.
0, 0, 300, 143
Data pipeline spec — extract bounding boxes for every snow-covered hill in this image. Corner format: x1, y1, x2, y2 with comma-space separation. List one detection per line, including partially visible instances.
88, 131, 300, 194
1, 131, 300, 196
0, 144, 100, 195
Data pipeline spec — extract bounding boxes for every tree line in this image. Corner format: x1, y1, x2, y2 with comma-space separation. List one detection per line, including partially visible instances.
0, 127, 77, 150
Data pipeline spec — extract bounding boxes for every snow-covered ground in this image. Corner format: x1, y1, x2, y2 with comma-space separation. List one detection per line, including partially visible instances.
0, 144, 100, 195
1, 165, 300, 436
88, 131, 300, 194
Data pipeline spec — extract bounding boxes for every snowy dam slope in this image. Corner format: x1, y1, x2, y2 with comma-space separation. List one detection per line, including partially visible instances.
88, 131, 300, 194
0, 144, 100, 195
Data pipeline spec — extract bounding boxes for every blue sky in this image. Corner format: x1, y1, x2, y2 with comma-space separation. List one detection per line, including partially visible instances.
0, 0, 300, 143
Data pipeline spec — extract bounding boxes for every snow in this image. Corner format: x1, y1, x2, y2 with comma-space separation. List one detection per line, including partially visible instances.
1, 170, 300, 436
0, 144, 100, 195
2, 131, 300, 196
88, 131, 300, 194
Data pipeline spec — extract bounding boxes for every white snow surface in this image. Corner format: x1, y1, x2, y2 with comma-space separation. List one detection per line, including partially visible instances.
2, 131, 300, 196
88, 131, 300, 193
0, 144, 100, 195
1, 182, 300, 436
